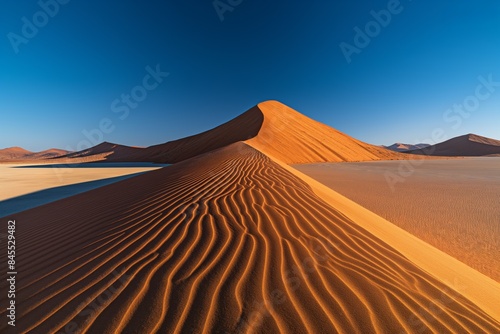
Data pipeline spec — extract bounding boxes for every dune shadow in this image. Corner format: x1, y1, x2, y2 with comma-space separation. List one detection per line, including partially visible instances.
14, 162, 170, 168
0, 172, 147, 218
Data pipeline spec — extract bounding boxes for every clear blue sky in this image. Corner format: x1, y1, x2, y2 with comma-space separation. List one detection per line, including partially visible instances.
1, 0, 499, 151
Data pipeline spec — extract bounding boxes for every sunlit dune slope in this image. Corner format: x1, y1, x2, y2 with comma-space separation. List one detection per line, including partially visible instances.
246, 101, 402, 163
1, 143, 498, 333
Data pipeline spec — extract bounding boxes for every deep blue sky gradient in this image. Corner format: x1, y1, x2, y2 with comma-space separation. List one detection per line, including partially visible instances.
1, 0, 499, 151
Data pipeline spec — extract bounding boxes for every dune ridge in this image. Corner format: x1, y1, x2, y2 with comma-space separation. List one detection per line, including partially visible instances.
1, 143, 499, 333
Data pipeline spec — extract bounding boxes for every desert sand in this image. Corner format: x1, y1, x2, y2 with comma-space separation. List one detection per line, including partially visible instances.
1, 101, 499, 333
295, 158, 500, 282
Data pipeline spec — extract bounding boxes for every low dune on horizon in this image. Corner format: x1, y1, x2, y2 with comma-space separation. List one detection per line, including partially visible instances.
384, 142, 431, 152
0, 147, 70, 161
406, 133, 500, 157
1, 101, 499, 333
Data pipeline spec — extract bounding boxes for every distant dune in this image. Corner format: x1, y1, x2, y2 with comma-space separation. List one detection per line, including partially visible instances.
0, 147, 32, 160
407, 133, 500, 156
49, 101, 403, 164
384, 142, 430, 152
1, 143, 498, 333
0, 147, 70, 161
61, 142, 142, 160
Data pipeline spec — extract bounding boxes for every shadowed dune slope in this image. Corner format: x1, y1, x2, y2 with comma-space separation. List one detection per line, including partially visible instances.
62, 142, 142, 161
1, 143, 498, 334
50, 101, 402, 164
408, 134, 500, 156
66, 106, 264, 163
29, 149, 71, 159
137, 106, 264, 163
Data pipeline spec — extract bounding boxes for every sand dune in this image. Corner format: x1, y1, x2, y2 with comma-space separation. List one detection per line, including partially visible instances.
0, 147, 32, 160
61, 142, 143, 161
0, 147, 70, 161
1, 143, 499, 333
407, 133, 500, 156
51, 101, 402, 164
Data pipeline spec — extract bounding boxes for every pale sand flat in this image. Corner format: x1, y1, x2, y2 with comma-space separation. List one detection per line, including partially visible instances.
0, 163, 163, 217
293, 159, 500, 282
0, 163, 163, 202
